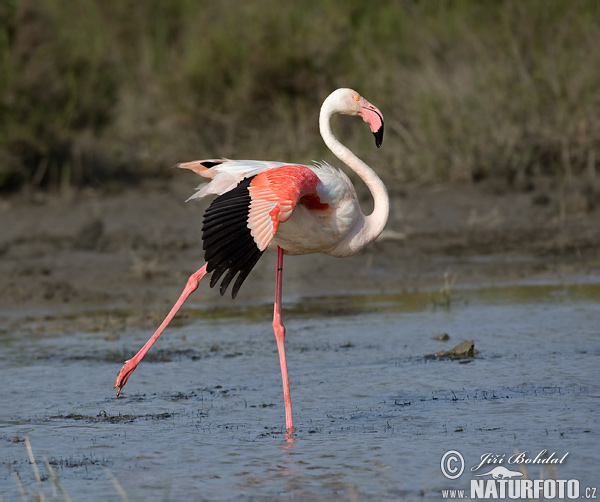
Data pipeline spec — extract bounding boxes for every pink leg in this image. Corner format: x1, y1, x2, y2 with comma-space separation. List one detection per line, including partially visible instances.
114, 264, 208, 396
273, 246, 294, 433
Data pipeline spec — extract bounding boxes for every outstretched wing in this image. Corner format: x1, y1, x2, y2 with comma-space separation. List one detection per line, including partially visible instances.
199, 163, 325, 298
178, 158, 292, 200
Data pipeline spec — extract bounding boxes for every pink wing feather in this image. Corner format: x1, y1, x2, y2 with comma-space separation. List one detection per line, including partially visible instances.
248, 165, 322, 251
188, 160, 326, 297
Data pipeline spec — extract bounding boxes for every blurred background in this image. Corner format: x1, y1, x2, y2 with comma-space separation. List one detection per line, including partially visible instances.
1, 0, 599, 194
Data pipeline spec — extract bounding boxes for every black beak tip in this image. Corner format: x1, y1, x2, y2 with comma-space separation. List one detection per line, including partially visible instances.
373, 125, 384, 148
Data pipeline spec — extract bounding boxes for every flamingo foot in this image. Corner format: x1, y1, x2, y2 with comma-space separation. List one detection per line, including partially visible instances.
284, 428, 296, 445
111, 265, 208, 397
114, 358, 138, 396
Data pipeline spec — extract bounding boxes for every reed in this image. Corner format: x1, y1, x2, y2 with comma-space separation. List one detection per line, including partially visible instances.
0, 0, 598, 191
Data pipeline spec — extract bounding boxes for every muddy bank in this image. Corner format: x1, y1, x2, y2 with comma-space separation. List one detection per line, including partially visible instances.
0, 175, 598, 322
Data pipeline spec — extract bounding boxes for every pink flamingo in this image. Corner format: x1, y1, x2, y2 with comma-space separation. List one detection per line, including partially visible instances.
114, 88, 389, 433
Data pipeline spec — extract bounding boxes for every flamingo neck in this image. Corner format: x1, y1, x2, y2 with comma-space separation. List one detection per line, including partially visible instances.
319, 102, 390, 256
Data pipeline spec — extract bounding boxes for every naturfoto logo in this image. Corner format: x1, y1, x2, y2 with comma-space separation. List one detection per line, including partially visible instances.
440, 449, 596, 500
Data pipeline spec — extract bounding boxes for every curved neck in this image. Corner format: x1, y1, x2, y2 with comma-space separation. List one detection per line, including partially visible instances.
319, 103, 390, 255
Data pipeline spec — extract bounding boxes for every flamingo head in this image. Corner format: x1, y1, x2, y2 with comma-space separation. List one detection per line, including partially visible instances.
324, 88, 385, 148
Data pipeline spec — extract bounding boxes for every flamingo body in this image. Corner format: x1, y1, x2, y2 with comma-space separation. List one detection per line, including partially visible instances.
114, 88, 388, 434
181, 159, 360, 260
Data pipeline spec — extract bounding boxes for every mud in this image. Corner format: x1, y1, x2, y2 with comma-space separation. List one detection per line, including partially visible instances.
0, 176, 599, 319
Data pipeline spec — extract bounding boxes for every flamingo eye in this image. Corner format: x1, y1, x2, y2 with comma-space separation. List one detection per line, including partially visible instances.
353, 95, 360, 101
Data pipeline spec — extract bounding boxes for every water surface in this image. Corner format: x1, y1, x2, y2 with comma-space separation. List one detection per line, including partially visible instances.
1, 282, 599, 500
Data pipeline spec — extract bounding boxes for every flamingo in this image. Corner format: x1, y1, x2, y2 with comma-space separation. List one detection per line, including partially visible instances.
114, 88, 388, 434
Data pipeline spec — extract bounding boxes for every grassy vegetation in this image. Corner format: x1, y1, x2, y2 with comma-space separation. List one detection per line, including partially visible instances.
0, 0, 599, 191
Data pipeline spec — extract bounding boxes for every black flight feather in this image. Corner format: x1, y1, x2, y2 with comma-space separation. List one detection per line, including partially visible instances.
201, 176, 264, 298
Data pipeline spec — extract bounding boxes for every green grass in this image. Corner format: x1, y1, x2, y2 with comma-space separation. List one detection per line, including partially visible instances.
0, 0, 599, 191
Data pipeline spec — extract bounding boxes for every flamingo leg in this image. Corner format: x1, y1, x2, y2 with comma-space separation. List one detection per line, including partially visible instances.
273, 246, 294, 433
114, 264, 208, 396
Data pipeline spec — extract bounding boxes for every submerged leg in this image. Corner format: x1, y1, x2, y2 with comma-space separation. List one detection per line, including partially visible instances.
273, 246, 294, 433
114, 264, 208, 396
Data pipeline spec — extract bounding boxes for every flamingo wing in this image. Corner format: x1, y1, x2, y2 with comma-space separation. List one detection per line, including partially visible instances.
178, 159, 292, 200
197, 163, 326, 298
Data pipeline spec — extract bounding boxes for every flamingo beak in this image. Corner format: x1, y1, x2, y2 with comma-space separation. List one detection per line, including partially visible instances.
359, 100, 384, 148
373, 120, 384, 148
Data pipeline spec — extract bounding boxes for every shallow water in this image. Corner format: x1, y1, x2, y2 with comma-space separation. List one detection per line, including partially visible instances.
1, 281, 599, 500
